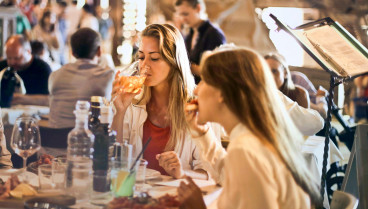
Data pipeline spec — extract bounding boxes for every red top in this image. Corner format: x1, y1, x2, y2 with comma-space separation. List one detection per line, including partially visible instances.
143, 119, 170, 175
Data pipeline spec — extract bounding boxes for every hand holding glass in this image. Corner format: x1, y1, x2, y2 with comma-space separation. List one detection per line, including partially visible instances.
111, 61, 149, 104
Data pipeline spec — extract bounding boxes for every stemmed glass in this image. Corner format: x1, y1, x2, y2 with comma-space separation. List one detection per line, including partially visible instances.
10, 116, 41, 182
110, 61, 149, 105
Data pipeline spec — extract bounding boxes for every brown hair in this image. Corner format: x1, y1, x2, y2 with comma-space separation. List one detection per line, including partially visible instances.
201, 47, 322, 207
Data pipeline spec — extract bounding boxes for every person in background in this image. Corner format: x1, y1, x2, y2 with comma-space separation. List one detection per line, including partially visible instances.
78, 4, 99, 32
111, 24, 219, 179
179, 47, 322, 209
56, 0, 69, 65
96, 5, 114, 54
0, 35, 51, 106
0, 108, 12, 168
175, 0, 226, 84
65, 0, 81, 39
30, 40, 61, 71
291, 71, 328, 119
31, 10, 62, 65
0, 0, 32, 39
265, 53, 310, 109
48, 28, 114, 128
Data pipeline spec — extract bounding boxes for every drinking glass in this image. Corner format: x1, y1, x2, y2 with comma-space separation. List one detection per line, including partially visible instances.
110, 61, 149, 104
11, 116, 41, 182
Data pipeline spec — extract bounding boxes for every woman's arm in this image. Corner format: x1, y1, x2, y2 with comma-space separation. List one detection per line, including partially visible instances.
295, 86, 310, 109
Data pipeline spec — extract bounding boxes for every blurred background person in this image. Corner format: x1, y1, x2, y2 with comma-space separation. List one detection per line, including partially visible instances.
31, 10, 62, 65
0, 35, 51, 106
78, 3, 98, 32
96, 5, 114, 55
291, 71, 328, 119
55, 0, 69, 65
30, 40, 61, 71
175, 0, 226, 84
265, 53, 310, 109
48, 28, 114, 128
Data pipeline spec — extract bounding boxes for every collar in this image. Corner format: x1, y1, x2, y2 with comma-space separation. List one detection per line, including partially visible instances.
190, 20, 210, 35
229, 123, 250, 141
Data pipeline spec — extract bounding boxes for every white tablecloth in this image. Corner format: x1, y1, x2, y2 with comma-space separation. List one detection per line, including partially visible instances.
302, 136, 344, 209
1, 105, 49, 125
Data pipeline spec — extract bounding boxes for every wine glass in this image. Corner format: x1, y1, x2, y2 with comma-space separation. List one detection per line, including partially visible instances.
110, 61, 149, 105
11, 116, 41, 182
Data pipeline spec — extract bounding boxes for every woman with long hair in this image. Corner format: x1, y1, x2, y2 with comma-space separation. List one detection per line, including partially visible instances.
111, 24, 217, 179
31, 10, 62, 64
265, 53, 310, 108
179, 47, 322, 208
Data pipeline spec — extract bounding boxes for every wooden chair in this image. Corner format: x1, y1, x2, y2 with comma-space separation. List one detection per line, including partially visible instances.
330, 191, 359, 209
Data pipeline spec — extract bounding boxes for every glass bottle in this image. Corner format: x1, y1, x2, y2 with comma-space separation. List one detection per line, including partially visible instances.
89, 96, 103, 132
0, 67, 21, 107
66, 101, 95, 201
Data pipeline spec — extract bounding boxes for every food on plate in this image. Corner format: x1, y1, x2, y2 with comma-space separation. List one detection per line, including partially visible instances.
107, 194, 180, 209
0, 175, 21, 199
9, 183, 37, 199
186, 98, 198, 112
36, 154, 54, 166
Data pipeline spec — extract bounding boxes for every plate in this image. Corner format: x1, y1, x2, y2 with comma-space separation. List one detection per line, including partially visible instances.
145, 169, 161, 180
0, 170, 39, 187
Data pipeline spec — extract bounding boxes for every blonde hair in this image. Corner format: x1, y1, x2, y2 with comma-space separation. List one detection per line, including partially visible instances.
135, 24, 196, 151
264, 53, 296, 95
201, 47, 322, 207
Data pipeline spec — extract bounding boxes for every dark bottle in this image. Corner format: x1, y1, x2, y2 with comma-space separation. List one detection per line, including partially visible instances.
88, 96, 103, 132
93, 106, 111, 192
0, 67, 20, 107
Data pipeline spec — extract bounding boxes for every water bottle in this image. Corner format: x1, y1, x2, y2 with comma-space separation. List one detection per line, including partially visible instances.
66, 101, 95, 201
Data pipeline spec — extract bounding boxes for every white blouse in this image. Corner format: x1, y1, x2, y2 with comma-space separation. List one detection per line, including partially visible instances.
195, 123, 311, 209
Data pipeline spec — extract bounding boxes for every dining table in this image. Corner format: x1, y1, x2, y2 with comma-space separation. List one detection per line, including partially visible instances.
0, 168, 222, 209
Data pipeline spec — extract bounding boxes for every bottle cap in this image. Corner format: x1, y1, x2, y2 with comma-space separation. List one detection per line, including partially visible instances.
75, 100, 90, 114
91, 96, 103, 103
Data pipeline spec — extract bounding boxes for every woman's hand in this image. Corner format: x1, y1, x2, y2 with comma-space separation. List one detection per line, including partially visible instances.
111, 73, 140, 113
156, 151, 184, 179
185, 101, 208, 138
177, 176, 206, 209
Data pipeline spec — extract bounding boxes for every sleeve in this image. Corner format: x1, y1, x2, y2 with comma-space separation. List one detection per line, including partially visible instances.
0, 109, 12, 168
193, 125, 227, 184
218, 147, 278, 209
279, 91, 324, 136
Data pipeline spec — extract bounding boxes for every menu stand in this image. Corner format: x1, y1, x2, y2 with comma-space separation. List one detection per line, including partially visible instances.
269, 14, 368, 207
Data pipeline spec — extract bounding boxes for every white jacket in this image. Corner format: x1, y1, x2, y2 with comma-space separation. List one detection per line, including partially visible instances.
122, 104, 222, 174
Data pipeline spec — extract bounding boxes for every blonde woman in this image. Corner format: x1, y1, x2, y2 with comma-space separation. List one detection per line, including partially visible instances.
265, 53, 310, 109
179, 47, 322, 208
111, 24, 216, 179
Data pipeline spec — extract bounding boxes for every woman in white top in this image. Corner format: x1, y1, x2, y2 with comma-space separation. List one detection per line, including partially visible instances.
178, 47, 322, 208
111, 24, 218, 180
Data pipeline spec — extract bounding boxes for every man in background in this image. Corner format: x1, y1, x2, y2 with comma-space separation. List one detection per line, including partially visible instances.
48, 28, 114, 128
0, 35, 51, 106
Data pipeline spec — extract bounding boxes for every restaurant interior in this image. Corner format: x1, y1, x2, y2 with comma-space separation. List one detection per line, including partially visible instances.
0, 0, 367, 208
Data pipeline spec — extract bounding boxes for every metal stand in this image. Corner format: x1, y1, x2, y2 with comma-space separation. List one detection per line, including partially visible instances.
320, 75, 343, 205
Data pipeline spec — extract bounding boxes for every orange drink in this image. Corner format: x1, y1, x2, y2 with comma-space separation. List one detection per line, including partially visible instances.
118, 75, 146, 93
